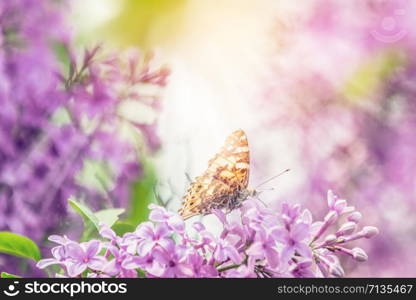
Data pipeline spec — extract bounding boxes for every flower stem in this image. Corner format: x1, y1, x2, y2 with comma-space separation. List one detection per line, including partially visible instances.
217, 263, 242, 273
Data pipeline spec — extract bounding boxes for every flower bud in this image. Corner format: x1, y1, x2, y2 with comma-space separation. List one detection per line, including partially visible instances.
347, 211, 362, 223
336, 222, 357, 237
334, 199, 347, 212
324, 234, 338, 245
192, 222, 206, 232
352, 247, 368, 262
324, 211, 338, 225
329, 263, 345, 277
362, 226, 379, 238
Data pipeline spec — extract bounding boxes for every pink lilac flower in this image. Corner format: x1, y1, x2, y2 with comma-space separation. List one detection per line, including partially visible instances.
259, 0, 414, 276
148, 204, 185, 233
35, 235, 73, 269
0, 0, 168, 276
135, 222, 173, 256
101, 246, 136, 278
149, 244, 194, 278
38, 190, 378, 278
272, 222, 312, 265
246, 229, 280, 268
213, 239, 243, 265
65, 240, 107, 277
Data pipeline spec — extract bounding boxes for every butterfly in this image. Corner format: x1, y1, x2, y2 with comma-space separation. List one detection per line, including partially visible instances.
178, 129, 257, 220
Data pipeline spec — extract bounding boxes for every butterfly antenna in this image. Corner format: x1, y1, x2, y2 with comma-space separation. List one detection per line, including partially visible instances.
185, 172, 193, 183
254, 193, 268, 207
255, 169, 290, 190
257, 187, 275, 192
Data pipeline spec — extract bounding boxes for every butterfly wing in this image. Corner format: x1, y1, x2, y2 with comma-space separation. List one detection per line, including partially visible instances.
179, 129, 250, 219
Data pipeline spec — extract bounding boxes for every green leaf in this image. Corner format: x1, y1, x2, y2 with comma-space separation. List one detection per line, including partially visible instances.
1, 272, 21, 278
68, 197, 100, 231
52, 41, 71, 77
136, 268, 146, 278
112, 221, 136, 236
95, 208, 125, 228
127, 159, 157, 226
342, 50, 405, 102
0, 232, 41, 261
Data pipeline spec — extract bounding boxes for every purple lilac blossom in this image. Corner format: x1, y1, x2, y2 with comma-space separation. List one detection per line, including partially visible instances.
256, 0, 415, 276
0, 0, 168, 275
38, 191, 378, 278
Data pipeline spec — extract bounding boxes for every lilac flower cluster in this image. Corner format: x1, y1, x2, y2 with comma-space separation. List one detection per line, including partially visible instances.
0, 0, 69, 237
258, 0, 415, 276
37, 191, 378, 278
0, 0, 168, 244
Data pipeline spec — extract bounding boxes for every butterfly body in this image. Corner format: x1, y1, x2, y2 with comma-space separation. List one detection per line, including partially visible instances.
179, 129, 255, 220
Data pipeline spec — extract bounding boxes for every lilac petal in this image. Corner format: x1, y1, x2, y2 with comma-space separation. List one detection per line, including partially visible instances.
301, 210, 313, 224
291, 223, 310, 242
99, 225, 117, 240
122, 256, 146, 269
176, 263, 194, 277
146, 262, 166, 277
48, 235, 68, 245
121, 234, 141, 254
247, 256, 257, 270
101, 259, 119, 276
271, 228, 289, 243
151, 249, 170, 266
85, 240, 101, 258
149, 207, 167, 222
334, 199, 347, 213
213, 246, 226, 262
168, 215, 185, 232
310, 221, 323, 236
155, 223, 170, 238
157, 238, 173, 251
135, 222, 155, 239
137, 240, 156, 256
123, 232, 138, 240
212, 209, 227, 225
192, 222, 205, 232
281, 246, 295, 263
295, 242, 312, 258
67, 262, 87, 277
226, 246, 243, 264
66, 242, 85, 261
107, 245, 120, 259
36, 258, 59, 269
148, 203, 160, 211
246, 241, 264, 257
255, 227, 267, 241
88, 256, 107, 270
51, 245, 67, 260
265, 248, 279, 269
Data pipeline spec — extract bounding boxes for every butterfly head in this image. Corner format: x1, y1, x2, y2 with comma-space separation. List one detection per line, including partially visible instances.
239, 188, 259, 200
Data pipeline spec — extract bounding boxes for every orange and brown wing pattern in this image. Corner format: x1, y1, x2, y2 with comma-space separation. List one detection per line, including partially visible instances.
178, 129, 250, 220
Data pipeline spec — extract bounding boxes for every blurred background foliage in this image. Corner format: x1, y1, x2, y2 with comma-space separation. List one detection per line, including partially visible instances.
72, 0, 188, 49
68, 0, 177, 240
